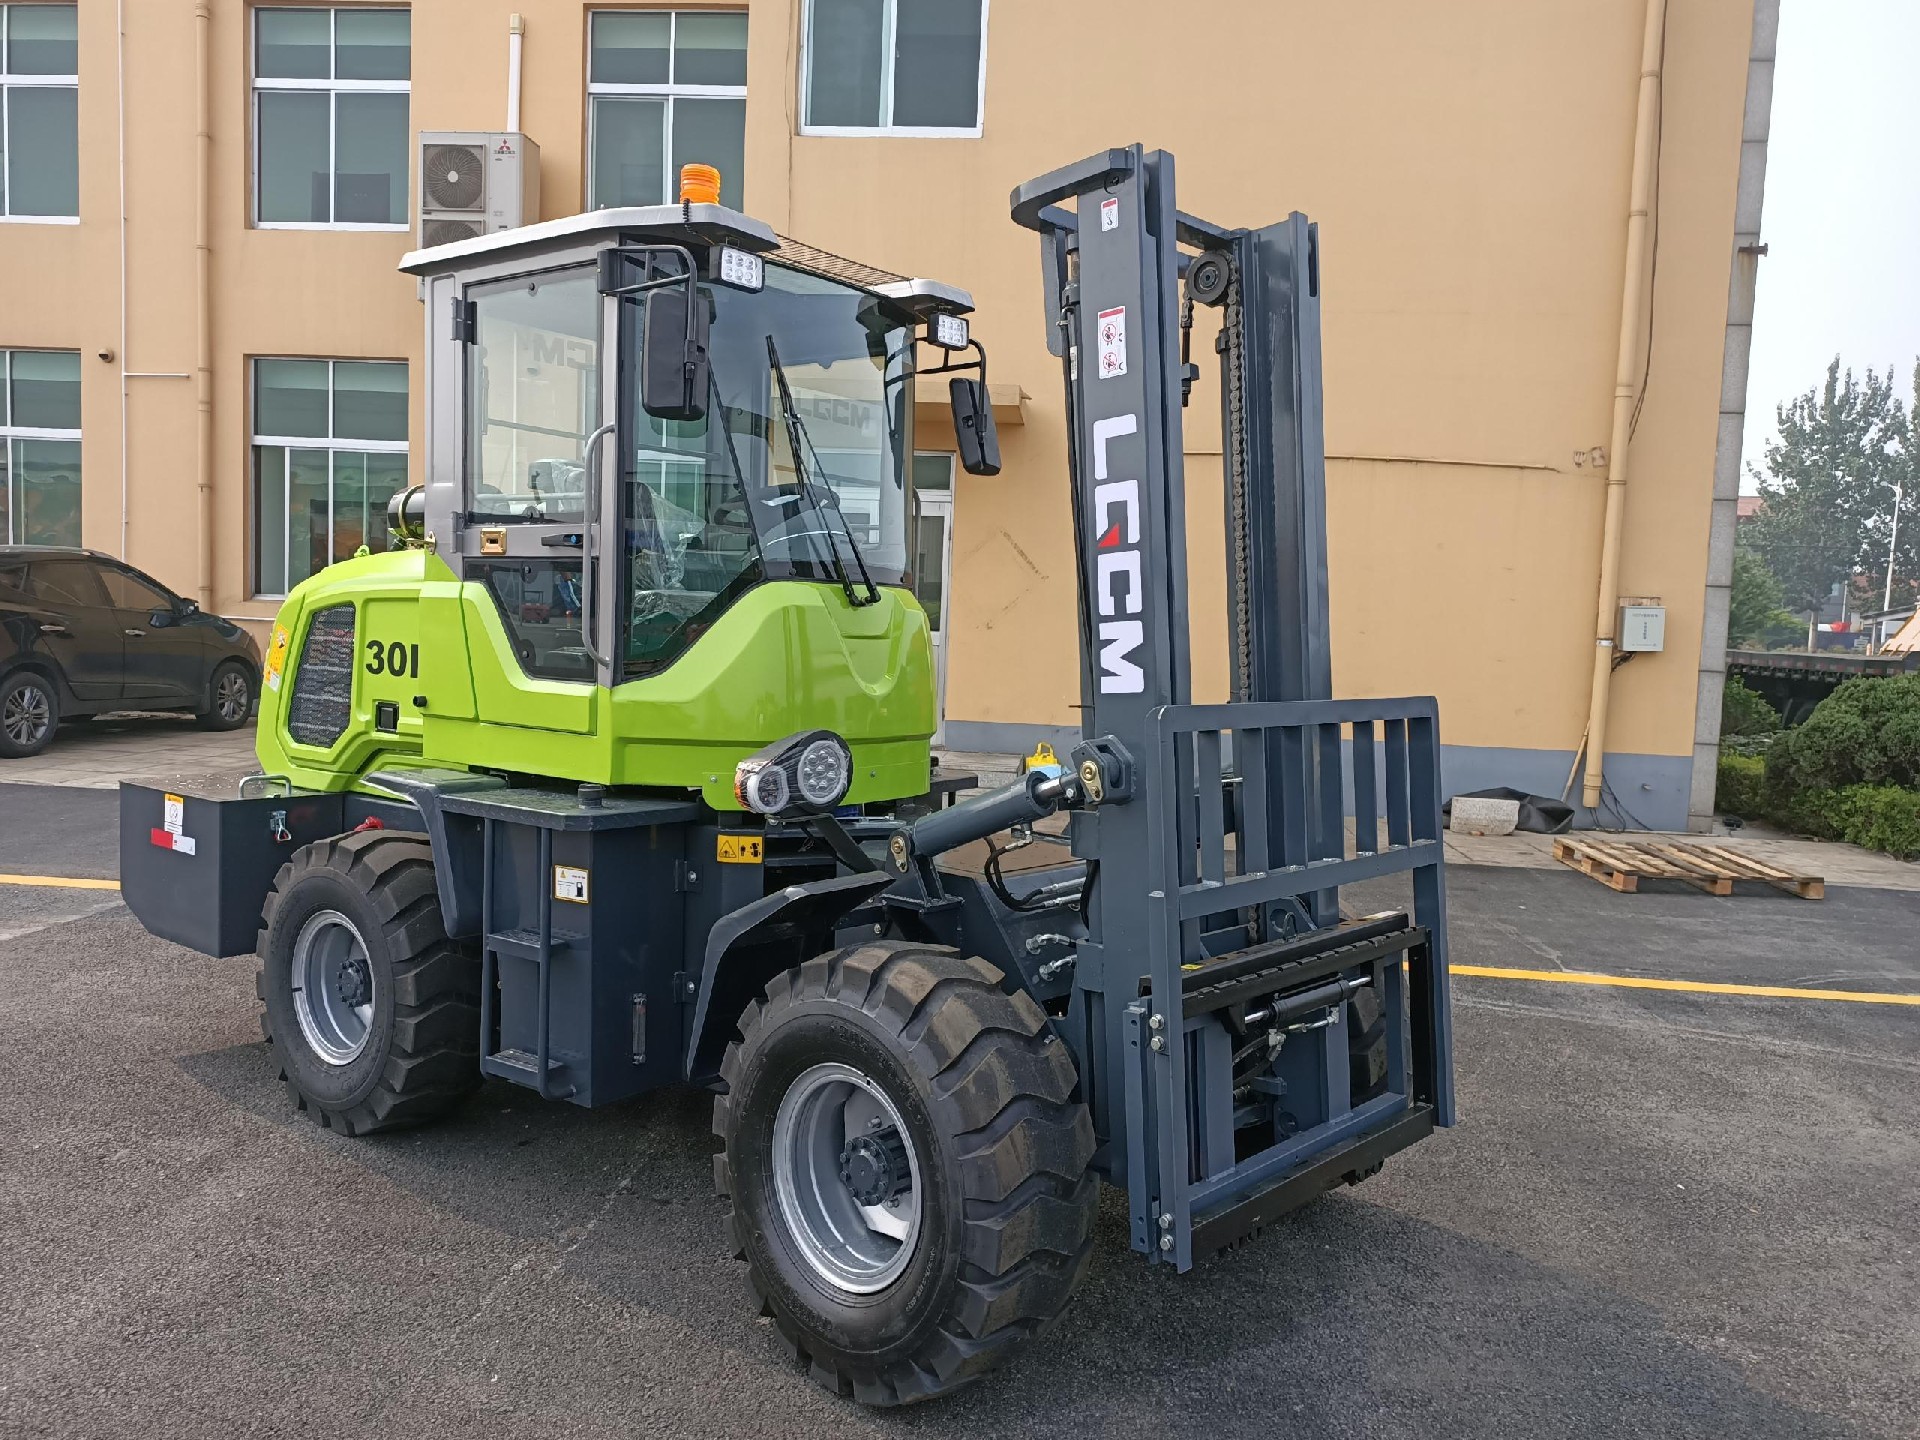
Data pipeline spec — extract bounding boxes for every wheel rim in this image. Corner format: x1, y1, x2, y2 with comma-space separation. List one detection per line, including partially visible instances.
2, 682, 52, 748
771, 1062, 923, 1295
216, 669, 249, 722
290, 910, 375, 1066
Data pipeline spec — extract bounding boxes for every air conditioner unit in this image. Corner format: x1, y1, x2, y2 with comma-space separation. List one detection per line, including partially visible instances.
418, 131, 540, 248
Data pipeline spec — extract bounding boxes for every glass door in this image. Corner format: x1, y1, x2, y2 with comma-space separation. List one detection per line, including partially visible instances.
911, 453, 955, 744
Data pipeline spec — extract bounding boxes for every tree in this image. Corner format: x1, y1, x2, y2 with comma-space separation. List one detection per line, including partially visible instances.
1726, 549, 1803, 649
1744, 358, 1908, 615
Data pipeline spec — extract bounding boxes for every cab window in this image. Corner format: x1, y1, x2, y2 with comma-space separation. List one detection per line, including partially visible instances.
465, 268, 602, 523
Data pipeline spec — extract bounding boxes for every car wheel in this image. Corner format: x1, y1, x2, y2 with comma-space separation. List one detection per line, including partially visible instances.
0, 672, 59, 758
200, 660, 255, 731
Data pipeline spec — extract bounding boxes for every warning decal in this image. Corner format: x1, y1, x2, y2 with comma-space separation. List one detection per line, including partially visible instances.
263, 625, 290, 692
716, 834, 764, 864
1097, 306, 1127, 380
151, 797, 197, 857
553, 865, 590, 904
1100, 197, 1119, 232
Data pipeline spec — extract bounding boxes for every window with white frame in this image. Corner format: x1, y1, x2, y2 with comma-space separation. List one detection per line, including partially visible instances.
0, 4, 79, 219
588, 9, 746, 211
253, 7, 410, 228
252, 358, 408, 596
801, 0, 985, 136
0, 348, 81, 546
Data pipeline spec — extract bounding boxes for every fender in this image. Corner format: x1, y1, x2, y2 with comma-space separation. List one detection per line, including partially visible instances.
684, 870, 895, 1083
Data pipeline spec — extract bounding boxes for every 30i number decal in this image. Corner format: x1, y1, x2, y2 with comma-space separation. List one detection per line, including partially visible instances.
365, 640, 420, 678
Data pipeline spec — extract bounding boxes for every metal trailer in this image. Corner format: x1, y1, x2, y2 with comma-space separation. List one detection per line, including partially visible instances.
120, 143, 1453, 1404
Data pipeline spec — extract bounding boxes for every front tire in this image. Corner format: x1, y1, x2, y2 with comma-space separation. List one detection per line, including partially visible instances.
715, 942, 1097, 1405
0, 671, 59, 758
258, 831, 480, 1135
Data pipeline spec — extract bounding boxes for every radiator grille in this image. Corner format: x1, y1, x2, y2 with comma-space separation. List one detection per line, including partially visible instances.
286, 604, 356, 748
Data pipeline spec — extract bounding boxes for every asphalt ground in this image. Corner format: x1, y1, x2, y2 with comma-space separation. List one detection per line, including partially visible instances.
1, 796, 1916, 1439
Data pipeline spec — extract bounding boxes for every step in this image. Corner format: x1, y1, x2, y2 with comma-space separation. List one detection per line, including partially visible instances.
487, 928, 581, 963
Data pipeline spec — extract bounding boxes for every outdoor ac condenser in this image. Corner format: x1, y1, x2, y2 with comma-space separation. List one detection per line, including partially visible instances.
418, 131, 541, 247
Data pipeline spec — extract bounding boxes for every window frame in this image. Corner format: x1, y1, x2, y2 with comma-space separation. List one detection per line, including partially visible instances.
0, 3, 82, 225
584, 8, 748, 211
798, 0, 988, 139
0, 347, 84, 545
250, 355, 410, 599
250, 6, 412, 232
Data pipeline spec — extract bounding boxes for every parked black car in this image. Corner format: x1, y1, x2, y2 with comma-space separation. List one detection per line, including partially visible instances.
0, 546, 261, 759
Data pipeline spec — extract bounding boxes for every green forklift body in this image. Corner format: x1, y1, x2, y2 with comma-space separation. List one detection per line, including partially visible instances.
254, 549, 934, 809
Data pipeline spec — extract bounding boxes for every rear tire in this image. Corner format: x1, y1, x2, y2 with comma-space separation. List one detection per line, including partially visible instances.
715, 941, 1097, 1405
257, 831, 480, 1136
199, 660, 255, 730
0, 671, 59, 758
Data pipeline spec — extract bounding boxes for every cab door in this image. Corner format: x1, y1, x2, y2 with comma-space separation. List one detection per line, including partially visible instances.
97, 563, 206, 703
22, 558, 122, 701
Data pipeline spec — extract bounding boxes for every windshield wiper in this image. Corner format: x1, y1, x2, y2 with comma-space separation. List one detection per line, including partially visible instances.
766, 336, 880, 607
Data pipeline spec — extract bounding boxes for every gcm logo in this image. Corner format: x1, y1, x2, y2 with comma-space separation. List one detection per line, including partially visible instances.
1091, 414, 1144, 694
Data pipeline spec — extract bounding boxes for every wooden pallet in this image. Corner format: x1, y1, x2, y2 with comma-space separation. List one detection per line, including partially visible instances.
1551, 837, 1824, 899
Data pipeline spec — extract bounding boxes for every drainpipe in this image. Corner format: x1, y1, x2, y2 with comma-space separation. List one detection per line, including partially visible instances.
506, 14, 525, 133
194, 1, 213, 608
1581, 0, 1668, 810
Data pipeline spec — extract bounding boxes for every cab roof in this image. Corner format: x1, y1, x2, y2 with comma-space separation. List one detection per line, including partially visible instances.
398, 203, 973, 317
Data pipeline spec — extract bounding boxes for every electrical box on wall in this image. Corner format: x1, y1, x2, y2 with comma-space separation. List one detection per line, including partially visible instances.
1619, 601, 1666, 653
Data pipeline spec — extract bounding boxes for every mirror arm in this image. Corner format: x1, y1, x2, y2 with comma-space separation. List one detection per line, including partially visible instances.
916, 337, 990, 382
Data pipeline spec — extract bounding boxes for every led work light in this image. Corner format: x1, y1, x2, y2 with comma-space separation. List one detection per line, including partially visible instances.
930, 312, 970, 350
734, 730, 855, 816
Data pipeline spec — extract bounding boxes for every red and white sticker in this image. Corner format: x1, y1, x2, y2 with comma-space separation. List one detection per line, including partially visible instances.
149, 827, 196, 857
151, 792, 196, 855
1096, 306, 1127, 379
1100, 197, 1119, 232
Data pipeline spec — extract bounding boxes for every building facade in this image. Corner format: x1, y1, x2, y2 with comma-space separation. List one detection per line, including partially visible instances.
0, 0, 1775, 829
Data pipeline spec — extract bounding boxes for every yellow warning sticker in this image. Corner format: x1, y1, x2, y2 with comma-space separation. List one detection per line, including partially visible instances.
716, 834, 764, 864
263, 624, 291, 692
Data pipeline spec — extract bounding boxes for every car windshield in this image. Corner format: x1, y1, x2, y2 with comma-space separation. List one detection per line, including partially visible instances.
618, 260, 916, 677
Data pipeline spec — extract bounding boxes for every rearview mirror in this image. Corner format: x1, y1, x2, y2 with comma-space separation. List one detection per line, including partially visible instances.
949, 378, 1000, 476
642, 286, 710, 422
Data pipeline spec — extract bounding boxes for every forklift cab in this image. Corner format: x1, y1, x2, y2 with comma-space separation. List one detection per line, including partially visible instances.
402, 204, 990, 695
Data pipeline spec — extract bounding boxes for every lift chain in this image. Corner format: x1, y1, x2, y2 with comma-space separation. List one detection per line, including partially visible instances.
1219, 263, 1253, 703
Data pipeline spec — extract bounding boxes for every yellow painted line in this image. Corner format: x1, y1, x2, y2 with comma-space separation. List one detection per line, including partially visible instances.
0, 873, 120, 891
1453, 963, 1920, 1007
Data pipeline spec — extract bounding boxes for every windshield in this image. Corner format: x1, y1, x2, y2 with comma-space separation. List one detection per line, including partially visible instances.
618, 259, 916, 677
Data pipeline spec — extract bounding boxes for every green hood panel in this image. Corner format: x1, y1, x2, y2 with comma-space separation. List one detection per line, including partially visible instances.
256, 555, 934, 808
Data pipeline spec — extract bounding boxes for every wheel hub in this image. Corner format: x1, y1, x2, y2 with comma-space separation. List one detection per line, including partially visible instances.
839, 1127, 910, 1208
332, 954, 371, 1009
290, 909, 375, 1067
771, 1062, 923, 1294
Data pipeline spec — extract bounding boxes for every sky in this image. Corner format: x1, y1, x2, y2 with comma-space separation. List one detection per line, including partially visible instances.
1742, 0, 1920, 487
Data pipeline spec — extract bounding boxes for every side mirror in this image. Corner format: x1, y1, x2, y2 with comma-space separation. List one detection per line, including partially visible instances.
641, 286, 710, 423
950, 377, 1001, 476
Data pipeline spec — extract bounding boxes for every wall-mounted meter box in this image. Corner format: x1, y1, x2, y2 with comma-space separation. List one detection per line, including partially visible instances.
1619, 602, 1666, 653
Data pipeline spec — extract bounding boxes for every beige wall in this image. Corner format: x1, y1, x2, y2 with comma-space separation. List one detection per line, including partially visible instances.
0, 0, 1757, 823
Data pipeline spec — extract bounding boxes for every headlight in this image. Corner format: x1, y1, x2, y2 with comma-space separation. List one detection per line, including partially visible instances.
795, 736, 851, 808
733, 730, 854, 816
735, 760, 791, 814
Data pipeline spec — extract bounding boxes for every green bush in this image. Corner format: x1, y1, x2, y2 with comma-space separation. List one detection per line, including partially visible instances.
1832, 785, 1920, 859
1720, 676, 1781, 738
1765, 673, 1920, 796
1714, 753, 1767, 817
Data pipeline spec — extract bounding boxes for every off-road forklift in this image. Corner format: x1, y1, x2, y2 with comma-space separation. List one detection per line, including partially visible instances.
122, 146, 1454, 1405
